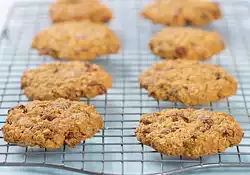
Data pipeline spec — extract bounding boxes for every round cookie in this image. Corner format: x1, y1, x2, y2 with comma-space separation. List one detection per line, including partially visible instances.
149, 27, 224, 60
21, 61, 112, 100
50, 0, 112, 23
141, 0, 221, 26
135, 108, 243, 158
139, 60, 237, 106
32, 20, 120, 60
56, 0, 97, 3
2, 98, 103, 148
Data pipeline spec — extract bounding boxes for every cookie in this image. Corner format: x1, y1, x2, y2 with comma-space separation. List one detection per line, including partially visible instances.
139, 60, 237, 106
32, 20, 120, 60
135, 108, 243, 158
21, 61, 112, 100
49, 0, 112, 23
2, 98, 103, 148
141, 0, 221, 26
149, 27, 224, 60
56, 0, 97, 3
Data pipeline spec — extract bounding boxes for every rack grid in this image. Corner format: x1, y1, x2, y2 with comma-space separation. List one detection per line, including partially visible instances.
0, 0, 250, 174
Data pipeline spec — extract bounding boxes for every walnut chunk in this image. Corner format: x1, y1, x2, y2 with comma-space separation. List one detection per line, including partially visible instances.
141, 119, 152, 125
88, 82, 106, 94
216, 73, 221, 80
66, 132, 74, 139
42, 115, 56, 121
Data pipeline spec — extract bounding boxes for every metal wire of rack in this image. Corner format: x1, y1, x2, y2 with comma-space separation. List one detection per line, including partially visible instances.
0, 0, 250, 174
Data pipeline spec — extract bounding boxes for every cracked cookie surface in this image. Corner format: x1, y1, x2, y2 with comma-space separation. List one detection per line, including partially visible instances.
50, 0, 112, 23
141, 0, 221, 26
21, 61, 112, 100
135, 108, 243, 158
149, 27, 224, 60
32, 20, 120, 60
139, 60, 237, 106
2, 98, 103, 148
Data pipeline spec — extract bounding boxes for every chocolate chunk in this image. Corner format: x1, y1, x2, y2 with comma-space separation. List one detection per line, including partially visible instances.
175, 47, 186, 57
161, 129, 170, 134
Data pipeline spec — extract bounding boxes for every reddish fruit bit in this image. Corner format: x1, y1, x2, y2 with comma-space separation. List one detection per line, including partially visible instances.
198, 116, 213, 125
142, 128, 151, 134
216, 73, 221, 80
39, 48, 52, 55
175, 47, 186, 57
161, 129, 170, 134
200, 123, 211, 132
8, 105, 27, 114
222, 128, 234, 137
66, 132, 74, 139
102, 16, 110, 22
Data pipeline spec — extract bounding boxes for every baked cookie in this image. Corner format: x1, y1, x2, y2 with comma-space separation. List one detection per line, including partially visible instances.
49, 0, 112, 23
21, 61, 112, 100
2, 98, 103, 148
32, 20, 120, 60
139, 60, 237, 106
135, 108, 243, 158
56, 0, 97, 3
141, 0, 221, 26
149, 27, 224, 60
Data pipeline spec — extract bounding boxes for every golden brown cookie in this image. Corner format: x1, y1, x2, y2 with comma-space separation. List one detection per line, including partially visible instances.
56, 0, 97, 3
2, 98, 103, 148
141, 0, 221, 26
135, 108, 243, 158
149, 27, 224, 60
139, 60, 237, 106
21, 61, 112, 100
50, 0, 112, 23
32, 20, 120, 60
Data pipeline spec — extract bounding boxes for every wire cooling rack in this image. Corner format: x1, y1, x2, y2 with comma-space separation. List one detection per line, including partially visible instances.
0, 0, 250, 174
